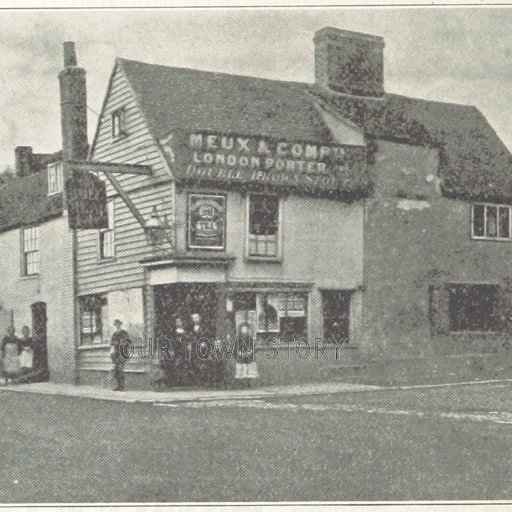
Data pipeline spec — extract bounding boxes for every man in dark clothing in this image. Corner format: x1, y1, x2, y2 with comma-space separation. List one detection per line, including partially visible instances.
168, 317, 188, 386
190, 313, 217, 387
110, 319, 131, 391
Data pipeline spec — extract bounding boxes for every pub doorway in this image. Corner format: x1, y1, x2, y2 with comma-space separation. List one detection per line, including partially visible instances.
31, 301, 49, 381
154, 283, 218, 387
321, 290, 351, 344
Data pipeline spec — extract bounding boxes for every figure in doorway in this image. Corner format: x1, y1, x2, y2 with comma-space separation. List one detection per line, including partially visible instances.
1, 325, 20, 385
19, 326, 34, 379
169, 316, 190, 386
235, 322, 259, 388
110, 319, 131, 391
190, 312, 214, 387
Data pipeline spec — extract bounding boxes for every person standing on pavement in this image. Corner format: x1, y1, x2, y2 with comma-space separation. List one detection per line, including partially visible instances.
235, 322, 258, 389
110, 319, 131, 391
19, 325, 34, 377
1, 325, 20, 385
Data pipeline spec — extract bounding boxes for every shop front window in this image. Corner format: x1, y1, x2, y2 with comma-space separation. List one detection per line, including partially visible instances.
80, 294, 108, 345
233, 291, 307, 344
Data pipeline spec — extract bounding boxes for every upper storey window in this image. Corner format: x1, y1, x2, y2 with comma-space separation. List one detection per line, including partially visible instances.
471, 203, 511, 241
247, 195, 280, 259
22, 226, 40, 276
47, 162, 63, 195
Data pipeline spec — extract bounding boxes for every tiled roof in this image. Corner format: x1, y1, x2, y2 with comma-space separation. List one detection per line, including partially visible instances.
119, 58, 512, 202
0, 169, 63, 234
309, 86, 512, 201
118, 58, 333, 143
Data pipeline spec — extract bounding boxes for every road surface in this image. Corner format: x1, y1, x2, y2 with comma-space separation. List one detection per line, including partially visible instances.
1, 381, 512, 502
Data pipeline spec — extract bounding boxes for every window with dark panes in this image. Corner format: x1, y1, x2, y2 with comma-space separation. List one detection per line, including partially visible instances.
499, 207, 510, 238
449, 284, 501, 332
248, 195, 279, 257
111, 108, 126, 139
80, 294, 107, 345
472, 203, 511, 240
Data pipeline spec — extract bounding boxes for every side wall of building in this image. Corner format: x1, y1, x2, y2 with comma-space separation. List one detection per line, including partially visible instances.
0, 216, 75, 382
362, 140, 512, 359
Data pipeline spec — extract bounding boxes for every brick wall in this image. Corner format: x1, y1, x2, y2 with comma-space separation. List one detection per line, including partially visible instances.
361, 140, 512, 358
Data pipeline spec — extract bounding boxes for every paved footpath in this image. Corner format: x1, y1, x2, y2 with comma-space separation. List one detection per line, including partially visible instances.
2, 377, 512, 404
0, 380, 381, 404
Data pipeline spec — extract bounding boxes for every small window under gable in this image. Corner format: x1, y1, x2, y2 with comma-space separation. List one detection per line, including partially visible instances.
111, 108, 127, 140
47, 161, 63, 195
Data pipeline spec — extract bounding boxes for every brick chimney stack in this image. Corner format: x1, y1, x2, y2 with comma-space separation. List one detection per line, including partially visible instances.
59, 41, 88, 161
314, 27, 385, 98
15, 146, 33, 178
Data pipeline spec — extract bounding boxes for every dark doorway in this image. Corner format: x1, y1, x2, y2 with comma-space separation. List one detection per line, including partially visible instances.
321, 290, 351, 343
31, 302, 49, 381
154, 283, 218, 339
154, 283, 218, 387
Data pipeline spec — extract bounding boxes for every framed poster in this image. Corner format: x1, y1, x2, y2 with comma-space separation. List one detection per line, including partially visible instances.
187, 193, 226, 250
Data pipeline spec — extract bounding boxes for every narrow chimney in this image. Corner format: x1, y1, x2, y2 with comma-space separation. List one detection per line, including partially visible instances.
15, 146, 33, 178
59, 41, 88, 161
314, 27, 385, 98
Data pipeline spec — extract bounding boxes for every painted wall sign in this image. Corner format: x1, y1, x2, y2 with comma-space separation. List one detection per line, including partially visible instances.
66, 169, 108, 229
187, 193, 226, 250
162, 130, 368, 195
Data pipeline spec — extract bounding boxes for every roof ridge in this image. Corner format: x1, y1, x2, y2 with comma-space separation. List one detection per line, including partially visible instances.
117, 57, 310, 89
384, 92, 480, 112
308, 84, 480, 112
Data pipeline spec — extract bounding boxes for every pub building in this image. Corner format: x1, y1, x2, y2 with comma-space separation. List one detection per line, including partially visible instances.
62, 26, 512, 388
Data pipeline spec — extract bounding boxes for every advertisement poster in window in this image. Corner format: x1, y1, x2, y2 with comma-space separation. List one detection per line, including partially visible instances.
188, 194, 226, 250
256, 294, 280, 333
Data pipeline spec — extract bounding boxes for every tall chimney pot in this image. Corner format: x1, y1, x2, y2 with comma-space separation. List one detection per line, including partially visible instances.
63, 41, 78, 67
15, 146, 33, 178
314, 27, 385, 97
59, 41, 88, 161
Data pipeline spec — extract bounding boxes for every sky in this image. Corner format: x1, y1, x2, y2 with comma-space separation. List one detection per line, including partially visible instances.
1, 6, 512, 169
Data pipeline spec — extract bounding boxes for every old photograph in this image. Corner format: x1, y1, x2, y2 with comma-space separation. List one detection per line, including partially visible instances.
0, 3, 511, 505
